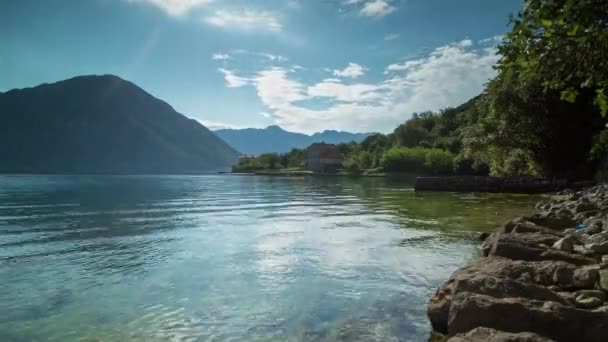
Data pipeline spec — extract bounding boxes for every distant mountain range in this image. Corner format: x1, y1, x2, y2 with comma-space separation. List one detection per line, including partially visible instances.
215, 125, 374, 155
0, 75, 239, 173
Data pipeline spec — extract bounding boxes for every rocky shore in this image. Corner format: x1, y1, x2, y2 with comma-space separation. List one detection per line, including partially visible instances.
428, 185, 608, 341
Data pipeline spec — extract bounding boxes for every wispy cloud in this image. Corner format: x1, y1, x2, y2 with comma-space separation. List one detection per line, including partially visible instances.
260, 53, 288, 62
203, 10, 282, 33
333, 63, 366, 78
384, 33, 399, 41
211, 53, 231, 60
478, 35, 504, 45
126, 0, 214, 16
218, 68, 251, 87
260, 111, 273, 118
197, 119, 251, 130
214, 39, 498, 133
345, 0, 396, 18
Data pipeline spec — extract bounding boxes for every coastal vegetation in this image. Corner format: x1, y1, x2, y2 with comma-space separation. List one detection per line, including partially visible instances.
237, 0, 608, 180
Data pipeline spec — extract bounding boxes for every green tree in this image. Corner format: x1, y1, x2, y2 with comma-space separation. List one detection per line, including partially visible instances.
498, 0, 608, 114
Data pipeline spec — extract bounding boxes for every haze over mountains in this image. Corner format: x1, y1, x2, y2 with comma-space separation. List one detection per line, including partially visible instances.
0, 75, 239, 173
215, 126, 374, 155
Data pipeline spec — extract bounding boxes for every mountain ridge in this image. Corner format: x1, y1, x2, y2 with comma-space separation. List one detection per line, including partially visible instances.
214, 126, 375, 155
0, 74, 239, 173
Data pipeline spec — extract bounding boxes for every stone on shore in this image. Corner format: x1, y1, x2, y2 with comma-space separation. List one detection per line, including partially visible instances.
427, 185, 608, 341
446, 327, 554, 342
552, 236, 575, 252
447, 293, 608, 341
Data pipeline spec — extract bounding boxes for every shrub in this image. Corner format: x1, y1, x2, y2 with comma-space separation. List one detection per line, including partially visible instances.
380, 147, 454, 175
489, 147, 540, 177
424, 149, 454, 175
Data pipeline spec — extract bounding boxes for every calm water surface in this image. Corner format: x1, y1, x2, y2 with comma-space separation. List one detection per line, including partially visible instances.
0, 175, 544, 341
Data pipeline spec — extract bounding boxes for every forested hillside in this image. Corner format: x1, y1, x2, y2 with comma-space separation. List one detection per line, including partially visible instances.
243, 0, 607, 179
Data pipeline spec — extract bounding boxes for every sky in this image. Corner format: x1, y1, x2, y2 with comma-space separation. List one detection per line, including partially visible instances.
0, 0, 522, 134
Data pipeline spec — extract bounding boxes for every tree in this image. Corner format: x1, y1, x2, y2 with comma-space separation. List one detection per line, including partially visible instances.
498, 0, 608, 114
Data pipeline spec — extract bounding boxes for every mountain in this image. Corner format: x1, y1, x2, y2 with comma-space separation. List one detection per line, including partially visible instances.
214, 125, 374, 155
0, 75, 239, 173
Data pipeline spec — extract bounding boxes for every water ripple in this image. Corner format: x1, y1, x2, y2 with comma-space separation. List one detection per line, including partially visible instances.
0, 175, 543, 341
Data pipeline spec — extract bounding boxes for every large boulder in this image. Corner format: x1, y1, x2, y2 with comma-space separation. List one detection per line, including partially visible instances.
585, 241, 608, 254
552, 236, 575, 253
524, 213, 576, 230
482, 233, 559, 256
500, 218, 562, 235
447, 327, 554, 342
599, 270, 608, 292
485, 233, 596, 265
552, 265, 599, 290
428, 258, 571, 334
447, 293, 608, 341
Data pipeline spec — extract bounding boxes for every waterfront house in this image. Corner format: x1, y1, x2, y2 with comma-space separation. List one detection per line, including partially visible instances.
306, 143, 341, 173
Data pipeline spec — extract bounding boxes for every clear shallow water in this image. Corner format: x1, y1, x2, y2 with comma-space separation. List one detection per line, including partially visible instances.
0, 175, 544, 341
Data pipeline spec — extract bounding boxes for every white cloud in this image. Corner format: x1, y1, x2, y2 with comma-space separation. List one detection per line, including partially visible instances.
360, 0, 396, 18
260, 53, 288, 62
211, 53, 230, 60
127, 0, 214, 16
333, 62, 366, 78
218, 68, 250, 87
384, 33, 400, 41
203, 10, 282, 33
220, 39, 498, 133
479, 35, 503, 45
286, 0, 301, 9
260, 112, 273, 118
197, 119, 247, 130
307, 79, 382, 103
384, 60, 425, 73
345, 0, 396, 18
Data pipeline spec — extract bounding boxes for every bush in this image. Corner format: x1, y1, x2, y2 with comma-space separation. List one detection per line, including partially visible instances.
232, 153, 283, 172
424, 149, 454, 175
380, 147, 454, 175
488, 148, 540, 177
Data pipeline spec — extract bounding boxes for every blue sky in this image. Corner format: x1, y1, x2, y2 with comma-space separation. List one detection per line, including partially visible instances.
0, 0, 521, 133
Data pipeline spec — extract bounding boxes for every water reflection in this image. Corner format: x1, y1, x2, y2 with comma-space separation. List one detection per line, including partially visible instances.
0, 175, 543, 341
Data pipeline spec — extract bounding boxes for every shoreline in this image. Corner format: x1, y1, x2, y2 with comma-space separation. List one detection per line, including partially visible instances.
427, 184, 608, 341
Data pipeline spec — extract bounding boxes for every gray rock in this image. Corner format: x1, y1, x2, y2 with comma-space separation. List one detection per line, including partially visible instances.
525, 213, 576, 230
582, 217, 606, 233
575, 289, 606, 302
584, 232, 608, 245
486, 233, 596, 265
553, 266, 599, 290
479, 232, 490, 241
552, 236, 574, 253
576, 202, 598, 213
446, 327, 554, 342
574, 296, 603, 309
482, 232, 559, 257
557, 291, 576, 305
599, 270, 608, 292
564, 228, 576, 235
428, 258, 573, 334
447, 293, 608, 341
584, 241, 608, 254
